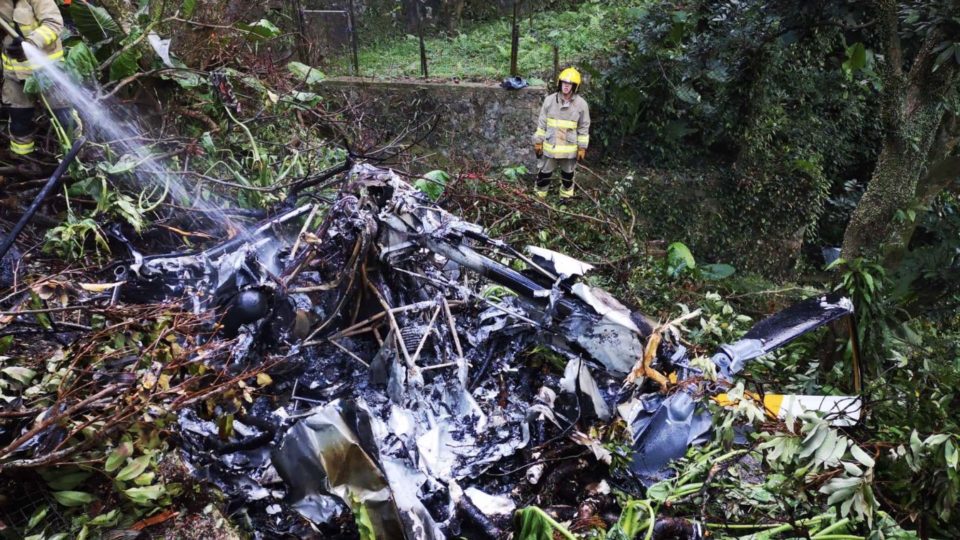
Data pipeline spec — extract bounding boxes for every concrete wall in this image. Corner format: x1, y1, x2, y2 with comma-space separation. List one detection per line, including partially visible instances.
318, 77, 545, 168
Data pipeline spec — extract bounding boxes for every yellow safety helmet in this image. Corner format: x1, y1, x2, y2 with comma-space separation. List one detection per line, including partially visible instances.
557, 67, 582, 93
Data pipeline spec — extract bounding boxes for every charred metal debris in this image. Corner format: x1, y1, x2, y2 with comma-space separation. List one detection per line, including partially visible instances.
107, 164, 859, 538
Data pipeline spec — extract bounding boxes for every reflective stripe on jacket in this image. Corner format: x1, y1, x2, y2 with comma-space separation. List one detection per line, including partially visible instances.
532, 92, 590, 159
0, 0, 64, 80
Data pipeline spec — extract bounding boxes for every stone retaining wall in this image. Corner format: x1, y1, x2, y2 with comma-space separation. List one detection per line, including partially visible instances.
318, 77, 546, 169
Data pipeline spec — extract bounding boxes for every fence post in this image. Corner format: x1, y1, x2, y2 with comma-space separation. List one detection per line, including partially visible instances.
510, 0, 519, 77
415, 0, 428, 78
347, 0, 359, 75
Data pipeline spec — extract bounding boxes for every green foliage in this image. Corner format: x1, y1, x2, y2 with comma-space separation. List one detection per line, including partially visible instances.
901, 0, 960, 72
70, 2, 123, 42
109, 35, 144, 81
235, 19, 282, 42
287, 61, 325, 85
414, 170, 449, 201
332, 0, 647, 80
700, 263, 736, 280
64, 42, 99, 82
600, 1, 880, 169
181, 0, 197, 19
666, 241, 695, 276
891, 194, 960, 314
354, 499, 377, 540
502, 165, 528, 182
597, 0, 884, 274
829, 257, 894, 373
760, 413, 878, 525
44, 214, 109, 261
514, 506, 577, 540
666, 241, 736, 281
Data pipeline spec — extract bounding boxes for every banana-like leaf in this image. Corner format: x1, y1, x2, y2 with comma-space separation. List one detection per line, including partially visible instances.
70, 2, 123, 42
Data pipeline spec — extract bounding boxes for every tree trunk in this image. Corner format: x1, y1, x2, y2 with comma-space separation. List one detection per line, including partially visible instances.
841, 0, 959, 262
443, 0, 466, 33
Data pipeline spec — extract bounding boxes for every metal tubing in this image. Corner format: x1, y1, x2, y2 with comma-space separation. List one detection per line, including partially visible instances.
0, 137, 87, 260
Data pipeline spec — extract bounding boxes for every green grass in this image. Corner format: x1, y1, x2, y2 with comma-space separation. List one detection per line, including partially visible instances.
330, 0, 648, 81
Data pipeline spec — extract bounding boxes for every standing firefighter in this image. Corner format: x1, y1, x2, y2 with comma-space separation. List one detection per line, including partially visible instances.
1, 0, 74, 160
532, 67, 589, 199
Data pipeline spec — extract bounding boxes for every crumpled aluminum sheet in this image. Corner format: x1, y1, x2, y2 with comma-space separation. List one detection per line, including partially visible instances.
144, 163, 859, 538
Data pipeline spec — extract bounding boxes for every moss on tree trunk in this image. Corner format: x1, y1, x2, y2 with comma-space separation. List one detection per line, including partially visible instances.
841, 1, 959, 262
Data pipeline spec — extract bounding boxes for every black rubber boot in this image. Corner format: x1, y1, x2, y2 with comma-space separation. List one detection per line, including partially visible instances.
535, 171, 552, 198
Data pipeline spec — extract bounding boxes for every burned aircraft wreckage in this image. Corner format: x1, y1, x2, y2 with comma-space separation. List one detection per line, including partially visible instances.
111, 163, 862, 538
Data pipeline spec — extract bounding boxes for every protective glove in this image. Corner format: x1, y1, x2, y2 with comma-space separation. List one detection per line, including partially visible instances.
577, 148, 586, 162
5, 37, 26, 62
534, 142, 543, 158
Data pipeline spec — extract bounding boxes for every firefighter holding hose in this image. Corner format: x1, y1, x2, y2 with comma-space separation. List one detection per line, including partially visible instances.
532, 67, 590, 199
0, 0, 76, 162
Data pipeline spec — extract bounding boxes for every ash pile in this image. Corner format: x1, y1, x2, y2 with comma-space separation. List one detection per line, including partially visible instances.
119, 163, 857, 539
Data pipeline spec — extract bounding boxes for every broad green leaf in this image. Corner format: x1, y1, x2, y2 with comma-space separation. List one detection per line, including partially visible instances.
134, 472, 156, 486
700, 263, 735, 280
105, 441, 134, 472
23, 75, 41, 95
26, 506, 48, 531
89, 509, 120, 527
813, 430, 839, 467
842, 461, 864, 477
515, 506, 573, 540
924, 433, 950, 446
116, 455, 151, 481
99, 154, 142, 175
109, 47, 142, 81
43, 469, 91, 491
862, 271, 875, 293
70, 2, 123, 42
182, 0, 197, 18
163, 70, 205, 89
610, 499, 653, 539
2, 366, 36, 384
414, 170, 449, 201
666, 242, 695, 276
645, 480, 672, 503
849, 444, 875, 468
820, 476, 861, 495
200, 132, 216, 154
674, 85, 700, 104
827, 485, 857, 505
52, 490, 94, 507
236, 19, 281, 41
287, 91, 321, 105
65, 42, 99, 81
843, 42, 867, 74
287, 61, 325, 85
933, 43, 957, 72
124, 484, 165, 505
910, 430, 922, 457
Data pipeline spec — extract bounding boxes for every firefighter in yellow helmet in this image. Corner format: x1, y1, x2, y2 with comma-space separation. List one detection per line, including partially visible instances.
532, 67, 590, 199
1, 0, 77, 160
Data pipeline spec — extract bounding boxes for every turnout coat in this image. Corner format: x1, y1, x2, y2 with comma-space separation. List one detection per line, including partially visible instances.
532, 92, 590, 160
